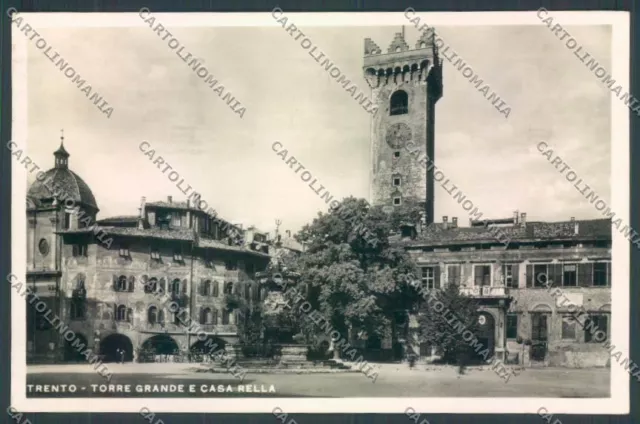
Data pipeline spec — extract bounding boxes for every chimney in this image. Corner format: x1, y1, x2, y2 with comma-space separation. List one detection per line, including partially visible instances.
574, 222, 579, 235
286, 230, 291, 238
187, 199, 191, 208
442, 216, 448, 229
513, 210, 519, 224
451, 217, 458, 228
167, 195, 172, 204
520, 212, 527, 225
570, 216, 575, 222
138, 196, 146, 230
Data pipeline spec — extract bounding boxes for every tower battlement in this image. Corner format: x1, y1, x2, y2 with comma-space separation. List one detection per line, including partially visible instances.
363, 31, 442, 100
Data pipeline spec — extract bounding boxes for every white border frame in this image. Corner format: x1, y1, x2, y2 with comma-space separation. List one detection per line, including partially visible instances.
11, 10, 629, 415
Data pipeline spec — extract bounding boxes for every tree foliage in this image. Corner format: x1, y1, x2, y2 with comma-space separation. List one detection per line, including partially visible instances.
293, 197, 422, 348
417, 283, 480, 364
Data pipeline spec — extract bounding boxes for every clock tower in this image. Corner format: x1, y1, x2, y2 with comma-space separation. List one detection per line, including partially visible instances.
363, 29, 443, 224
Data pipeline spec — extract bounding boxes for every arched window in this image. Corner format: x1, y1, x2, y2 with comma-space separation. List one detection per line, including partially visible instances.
116, 304, 127, 321
127, 276, 135, 292
212, 309, 218, 325
148, 306, 158, 324
200, 307, 212, 324
390, 90, 408, 115
224, 282, 234, 295
171, 279, 181, 295
222, 309, 231, 325
145, 278, 158, 294
212, 281, 219, 297
203, 280, 212, 296
117, 275, 127, 291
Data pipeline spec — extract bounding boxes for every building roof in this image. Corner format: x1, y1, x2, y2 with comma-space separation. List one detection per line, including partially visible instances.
27, 167, 98, 210
57, 226, 270, 257
396, 218, 611, 247
146, 200, 239, 230
96, 215, 140, 225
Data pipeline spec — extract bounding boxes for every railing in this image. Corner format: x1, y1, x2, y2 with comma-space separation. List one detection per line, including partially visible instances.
460, 286, 509, 297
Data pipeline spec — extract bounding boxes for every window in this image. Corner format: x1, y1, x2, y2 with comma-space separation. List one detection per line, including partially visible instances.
212, 309, 218, 325
170, 279, 181, 295
393, 197, 402, 206
474, 265, 491, 287
127, 276, 135, 292
38, 239, 50, 256
225, 260, 238, 271
116, 275, 127, 292
420, 266, 440, 290
222, 309, 231, 325
584, 314, 609, 342
145, 277, 158, 294
212, 281, 219, 297
526, 264, 562, 288
447, 264, 461, 286
393, 177, 401, 187
158, 278, 166, 294
119, 245, 130, 258
171, 214, 181, 227
203, 280, 212, 296
390, 90, 409, 115
173, 249, 184, 263
70, 299, 85, 320
72, 244, 88, 257
502, 264, 519, 288
116, 304, 127, 321
224, 282, 234, 295
75, 276, 85, 290
148, 306, 158, 325
562, 264, 578, 287
157, 309, 165, 324
64, 212, 71, 229
200, 308, 212, 324
562, 315, 576, 340
506, 314, 518, 339
593, 262, 610, 287
393, 151, 401, 158
150, 250, 161, 261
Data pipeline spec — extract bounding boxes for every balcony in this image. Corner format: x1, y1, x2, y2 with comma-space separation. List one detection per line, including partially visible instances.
460, 286, 509, 298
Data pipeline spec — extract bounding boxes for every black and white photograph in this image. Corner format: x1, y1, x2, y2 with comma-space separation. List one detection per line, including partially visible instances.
8, 8, 631, 415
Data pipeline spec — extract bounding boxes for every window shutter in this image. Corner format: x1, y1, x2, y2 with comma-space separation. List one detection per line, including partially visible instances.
128, 276, 135, 292
199, 279, 205, 296
579, 263, 593, 287
526, 265, 533, 288
112, 275, 118, 291
213, 281, 219, 297
607, 263, 612, 286
511, 264, 519, 287
182, 279, 188, 294
434, 265, 441, 289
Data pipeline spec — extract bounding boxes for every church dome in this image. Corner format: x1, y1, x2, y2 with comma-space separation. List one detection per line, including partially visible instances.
27, 139, 99, 211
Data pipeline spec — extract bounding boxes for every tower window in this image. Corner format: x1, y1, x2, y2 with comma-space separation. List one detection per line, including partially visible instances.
390, 90, 408, 116
393, 151, 400, 158
393, 197, 402, 206
64, 212, 71, 229
393, 177, 401, 187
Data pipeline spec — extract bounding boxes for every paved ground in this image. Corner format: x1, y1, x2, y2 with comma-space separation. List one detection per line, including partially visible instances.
25, 363, 610, 398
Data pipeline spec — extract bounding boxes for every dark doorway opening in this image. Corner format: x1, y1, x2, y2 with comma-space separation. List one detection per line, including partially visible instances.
100, 333, 134, 362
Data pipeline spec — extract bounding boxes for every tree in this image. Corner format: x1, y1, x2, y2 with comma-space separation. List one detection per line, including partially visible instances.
293, 197, 422, 358
417, 283, 480, 370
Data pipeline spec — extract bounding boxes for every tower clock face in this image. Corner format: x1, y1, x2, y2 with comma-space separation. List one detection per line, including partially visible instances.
385, 123, 412, 149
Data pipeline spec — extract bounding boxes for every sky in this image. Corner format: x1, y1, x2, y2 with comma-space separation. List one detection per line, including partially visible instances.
22, 21, 612, 235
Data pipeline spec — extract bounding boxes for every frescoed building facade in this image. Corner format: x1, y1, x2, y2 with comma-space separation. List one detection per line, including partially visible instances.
26, 141, 272, 363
